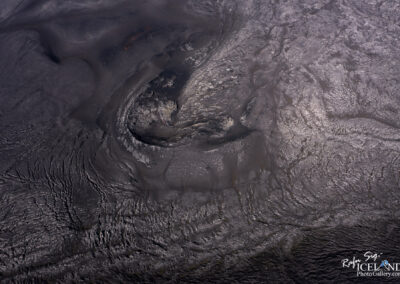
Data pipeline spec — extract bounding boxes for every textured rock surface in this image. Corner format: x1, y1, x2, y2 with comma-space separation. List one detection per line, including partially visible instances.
0, 0, 400, 282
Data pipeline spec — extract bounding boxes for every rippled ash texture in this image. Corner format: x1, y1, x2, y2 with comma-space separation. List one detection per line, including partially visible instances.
0, 0, 400, 282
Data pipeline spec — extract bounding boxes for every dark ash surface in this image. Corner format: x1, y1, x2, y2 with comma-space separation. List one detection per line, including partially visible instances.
0, 0, 400, 282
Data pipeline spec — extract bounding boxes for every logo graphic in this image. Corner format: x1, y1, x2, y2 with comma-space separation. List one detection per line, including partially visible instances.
342, 252, 400, 277
380, 260, 390, 269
